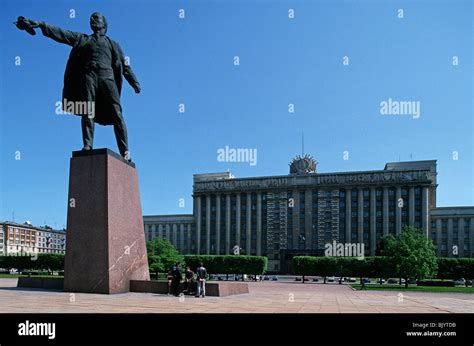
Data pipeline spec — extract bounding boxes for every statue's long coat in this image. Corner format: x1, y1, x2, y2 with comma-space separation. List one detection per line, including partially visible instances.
40, 23, 139, 125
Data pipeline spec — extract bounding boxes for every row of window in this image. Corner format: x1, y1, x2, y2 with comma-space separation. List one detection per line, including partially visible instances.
431, 218, 472, 229
436, 244, 470, 250
199, 195, 422, 215
339, 187, 423, 198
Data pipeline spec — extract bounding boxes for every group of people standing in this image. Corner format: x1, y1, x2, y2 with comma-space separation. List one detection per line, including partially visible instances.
167, 262, 208, 298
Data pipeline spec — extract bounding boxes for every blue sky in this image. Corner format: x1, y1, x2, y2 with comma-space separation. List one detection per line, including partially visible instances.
0, 0, 472, 229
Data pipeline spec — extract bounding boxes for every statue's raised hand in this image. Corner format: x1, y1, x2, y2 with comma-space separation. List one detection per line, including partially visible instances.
14, 16, 40, 35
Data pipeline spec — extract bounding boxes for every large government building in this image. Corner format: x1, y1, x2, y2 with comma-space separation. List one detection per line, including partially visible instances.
144, 155, 474, 273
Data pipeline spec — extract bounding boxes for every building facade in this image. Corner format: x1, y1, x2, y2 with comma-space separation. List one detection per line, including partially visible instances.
143, 214, 194, 254
430, 207, 474, 258
2, 222, 38, 255
143, 155, 473, 273
36, 227, 67, 254
0, 224, 4, 256
0, 222, 66, 255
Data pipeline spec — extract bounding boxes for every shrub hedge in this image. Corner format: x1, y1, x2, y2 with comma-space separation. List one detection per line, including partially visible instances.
293, 256, 474, 281
416, 280, 455, 287
0, 253, 64, 272
184, 255, 268, 276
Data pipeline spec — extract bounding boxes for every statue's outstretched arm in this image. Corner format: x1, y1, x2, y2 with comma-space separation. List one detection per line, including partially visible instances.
17, 18, 82, 46
39, 22, 83, 46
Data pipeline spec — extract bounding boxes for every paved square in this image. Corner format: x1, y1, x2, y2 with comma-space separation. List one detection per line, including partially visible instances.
0, 279, 472, 313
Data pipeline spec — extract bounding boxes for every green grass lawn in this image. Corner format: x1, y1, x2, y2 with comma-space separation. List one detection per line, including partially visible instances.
0, 274, 63, 279
351, 284, 474, 293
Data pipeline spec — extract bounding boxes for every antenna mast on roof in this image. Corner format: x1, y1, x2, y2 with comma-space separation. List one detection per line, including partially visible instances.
301, 132, 304, 156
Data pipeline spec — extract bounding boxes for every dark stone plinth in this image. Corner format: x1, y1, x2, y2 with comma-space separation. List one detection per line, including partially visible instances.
17, 277, 64, 290
64, 148, 150, 294
130, 280, 249, 297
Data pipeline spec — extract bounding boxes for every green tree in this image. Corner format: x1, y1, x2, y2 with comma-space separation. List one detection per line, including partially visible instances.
319, 257, 338, 284
36, 254, 64, 274
437, 258, 474, 286
148, 256, 165, 279
436, 258, 456, 280
381, 226, 437, 288
458, 259, 474, 286
293, 256, 337, 283
146, 238, 183, 278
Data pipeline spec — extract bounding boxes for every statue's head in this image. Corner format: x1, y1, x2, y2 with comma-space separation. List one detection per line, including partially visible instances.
90, 12, 107, 34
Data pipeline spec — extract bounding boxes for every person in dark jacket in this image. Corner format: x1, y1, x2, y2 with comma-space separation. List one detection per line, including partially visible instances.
15, 13, 140, 161
183, 267, 195, 295
195, 262, 207, 298
171, 262, 182, 297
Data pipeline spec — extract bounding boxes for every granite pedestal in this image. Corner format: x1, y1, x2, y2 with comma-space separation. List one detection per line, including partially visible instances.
64, 149, 150, 294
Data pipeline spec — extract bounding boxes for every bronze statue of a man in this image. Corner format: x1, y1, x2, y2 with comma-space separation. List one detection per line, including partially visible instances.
16, 13, 141, 161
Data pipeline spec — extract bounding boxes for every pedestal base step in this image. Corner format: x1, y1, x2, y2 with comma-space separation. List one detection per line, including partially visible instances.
130, 280, 249, 297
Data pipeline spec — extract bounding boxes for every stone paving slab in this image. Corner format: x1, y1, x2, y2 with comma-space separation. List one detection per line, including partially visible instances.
0, 278, 472, 313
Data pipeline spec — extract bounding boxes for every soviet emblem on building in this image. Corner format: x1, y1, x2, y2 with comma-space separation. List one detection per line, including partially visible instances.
289, 155, 317, 175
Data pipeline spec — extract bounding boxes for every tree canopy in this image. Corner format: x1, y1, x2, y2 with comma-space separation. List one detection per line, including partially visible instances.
146, 237, 183, 274
381, 226, 437, 287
